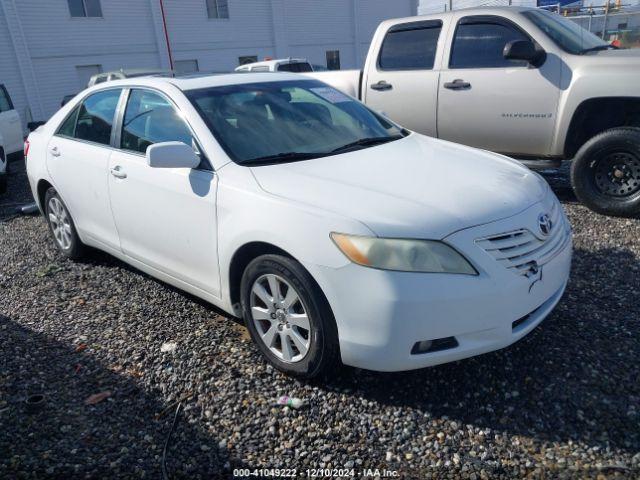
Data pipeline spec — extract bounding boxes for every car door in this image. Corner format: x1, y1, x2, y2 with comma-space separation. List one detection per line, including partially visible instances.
0, 84, 23, 155
107, 88, 220, 297
437, 14, 561, 155
46, 88, 122, 251
363, 20, 443, 137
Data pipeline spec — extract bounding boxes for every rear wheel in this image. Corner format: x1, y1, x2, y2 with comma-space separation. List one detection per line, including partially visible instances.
240, 254, 339, 378
571, 127, 640, 217
44, 188, 85, 259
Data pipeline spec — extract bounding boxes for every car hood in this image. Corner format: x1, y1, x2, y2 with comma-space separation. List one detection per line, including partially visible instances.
250, 134, 546, 239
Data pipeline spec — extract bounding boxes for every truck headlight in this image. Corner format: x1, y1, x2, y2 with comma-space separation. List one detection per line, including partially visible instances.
330, 233, 477, 275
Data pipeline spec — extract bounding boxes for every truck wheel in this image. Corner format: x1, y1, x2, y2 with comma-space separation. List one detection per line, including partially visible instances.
0, 175, 6, 195
571, 127, 640, 217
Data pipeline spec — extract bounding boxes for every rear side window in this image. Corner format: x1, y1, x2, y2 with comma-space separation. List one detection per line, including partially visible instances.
378, 21, 442, 71
277, 62, 313, 73
74, 89, 121, 145
450, 18, 529, 69
0, 85, 13, 112
57, 106, 80, 137
121, 89, 194, 154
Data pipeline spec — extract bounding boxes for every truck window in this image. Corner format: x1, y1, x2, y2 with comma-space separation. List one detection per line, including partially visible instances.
450, 18, 529, 69
378, 21, 442, 71
0, 85, 13, 112
278, 62, 313, 73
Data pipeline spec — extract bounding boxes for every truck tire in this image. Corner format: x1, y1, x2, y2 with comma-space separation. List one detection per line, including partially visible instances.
0, 174, 6, 195
571, 127, 640, 217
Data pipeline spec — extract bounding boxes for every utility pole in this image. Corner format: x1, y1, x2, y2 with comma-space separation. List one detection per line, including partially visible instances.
602, 1, 610, 39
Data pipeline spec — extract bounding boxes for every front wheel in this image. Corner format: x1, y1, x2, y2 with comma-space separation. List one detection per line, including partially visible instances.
0, 174, 6, 195
240, 254, 340, 378
571, 127, 640, 217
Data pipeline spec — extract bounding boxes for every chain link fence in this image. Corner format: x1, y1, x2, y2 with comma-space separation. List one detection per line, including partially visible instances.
419, 1, 640, 48
565, 10, 640, 47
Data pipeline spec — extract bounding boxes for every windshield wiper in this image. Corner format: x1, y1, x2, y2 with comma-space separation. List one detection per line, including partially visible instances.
241, 151, 321, 166
330, 135, 403, 154
580, 44, 618, 54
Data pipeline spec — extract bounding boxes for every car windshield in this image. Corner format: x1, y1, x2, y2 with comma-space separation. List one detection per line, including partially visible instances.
186, 80, 406, 165
523, 9, 610, 54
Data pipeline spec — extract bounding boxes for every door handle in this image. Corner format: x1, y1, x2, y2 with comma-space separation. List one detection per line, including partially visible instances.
443, 79, 471, 90
370, 80, 393, 91
49, 146, 61, 157
110, 166, 127, 179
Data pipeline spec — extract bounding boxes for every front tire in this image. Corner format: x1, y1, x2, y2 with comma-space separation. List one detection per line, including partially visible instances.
240, 254, 340, 378
571, 127, 640, 217
0, 174, 6, 195
44, 187, 85, 259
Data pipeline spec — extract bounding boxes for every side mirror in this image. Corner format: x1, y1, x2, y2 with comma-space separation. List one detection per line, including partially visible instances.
503, 40, 543, 65
146, 141, 200, 169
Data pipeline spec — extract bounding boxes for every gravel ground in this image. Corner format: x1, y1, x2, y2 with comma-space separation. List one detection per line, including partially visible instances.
1, 159, 639, 479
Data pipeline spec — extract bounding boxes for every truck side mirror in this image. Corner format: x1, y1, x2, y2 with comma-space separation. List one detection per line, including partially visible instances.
503, 40, 544, 66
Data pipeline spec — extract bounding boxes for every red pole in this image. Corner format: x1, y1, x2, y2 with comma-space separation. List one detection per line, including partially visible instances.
159, 0, 174, 70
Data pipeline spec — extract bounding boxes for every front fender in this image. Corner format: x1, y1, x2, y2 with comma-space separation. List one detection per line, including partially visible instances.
215, 164, 373, 311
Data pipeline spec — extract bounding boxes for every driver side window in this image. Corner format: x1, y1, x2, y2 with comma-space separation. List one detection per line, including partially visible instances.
121, 89, 194, 154
450, 18, 529, 69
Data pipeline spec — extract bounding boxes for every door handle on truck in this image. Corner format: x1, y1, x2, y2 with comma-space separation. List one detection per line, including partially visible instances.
443, 79, 471, 90
370, 81, 393, 91
49, 146, 61, 157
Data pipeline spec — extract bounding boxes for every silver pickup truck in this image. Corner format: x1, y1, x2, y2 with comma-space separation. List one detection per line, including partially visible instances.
308, 6, 640, 217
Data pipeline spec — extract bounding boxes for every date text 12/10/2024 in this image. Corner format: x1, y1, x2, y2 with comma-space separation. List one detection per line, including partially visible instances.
233, 467, 400, 478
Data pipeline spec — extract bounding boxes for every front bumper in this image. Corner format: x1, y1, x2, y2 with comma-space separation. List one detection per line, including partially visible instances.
305, 200, 572, 372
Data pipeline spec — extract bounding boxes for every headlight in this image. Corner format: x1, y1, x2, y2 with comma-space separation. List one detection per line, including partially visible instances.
330, 233, 477, 275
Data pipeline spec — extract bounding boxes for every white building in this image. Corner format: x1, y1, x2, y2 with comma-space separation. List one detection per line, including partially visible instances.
0, 0, 417, 127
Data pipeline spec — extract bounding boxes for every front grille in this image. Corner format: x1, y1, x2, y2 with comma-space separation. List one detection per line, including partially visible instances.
476, 201, 569, 275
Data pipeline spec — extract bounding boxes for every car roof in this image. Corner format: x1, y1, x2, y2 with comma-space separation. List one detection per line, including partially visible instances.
97, 72, 314, 92
387, 6, 536, 23
237, 58, 309, 69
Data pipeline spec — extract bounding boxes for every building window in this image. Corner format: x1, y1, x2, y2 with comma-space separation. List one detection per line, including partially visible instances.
326, 50, 341, 70
76, 64, 102, 89
238, 55, 258, 66
174, 60, 200, 75
68, 0, 102, 18
206, 0, 229, 19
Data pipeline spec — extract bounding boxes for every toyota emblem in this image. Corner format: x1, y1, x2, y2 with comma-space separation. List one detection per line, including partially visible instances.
538, 213, 553, 236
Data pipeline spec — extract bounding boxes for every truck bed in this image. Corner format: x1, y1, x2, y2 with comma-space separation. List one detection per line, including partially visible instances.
303, 70, 362, 100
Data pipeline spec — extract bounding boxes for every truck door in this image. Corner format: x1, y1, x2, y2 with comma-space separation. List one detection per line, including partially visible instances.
0, 84, 24, 155
437, 14, 561, 156
363, 20, 443, 137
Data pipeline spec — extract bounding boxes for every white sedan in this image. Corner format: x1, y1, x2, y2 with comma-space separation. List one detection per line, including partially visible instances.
26, 73, 572, 377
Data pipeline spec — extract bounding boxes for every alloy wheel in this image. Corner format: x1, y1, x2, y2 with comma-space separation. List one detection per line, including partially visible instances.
249, 273, 311, 363
48, 197, 72, 250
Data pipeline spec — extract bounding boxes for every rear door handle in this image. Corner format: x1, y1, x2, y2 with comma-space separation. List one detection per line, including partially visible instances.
110, 166, 127, 179
443, 79, 471, 90
49, 146, 61, 157
370, 80, 393, 91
